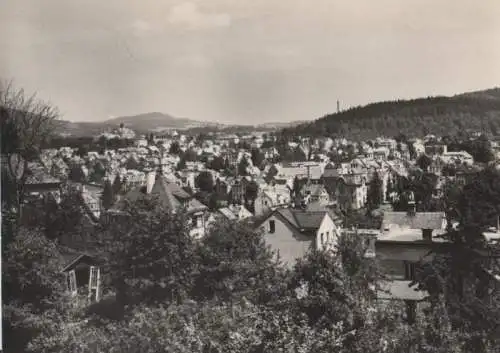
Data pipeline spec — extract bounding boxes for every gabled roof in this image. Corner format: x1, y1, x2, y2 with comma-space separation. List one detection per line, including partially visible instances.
113, 172, 207, 214
150, 174, 181, 212
274, 208, 332, 231
61, 253, 100, 273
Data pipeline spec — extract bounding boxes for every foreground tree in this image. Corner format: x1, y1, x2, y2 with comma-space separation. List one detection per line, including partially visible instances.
3, 228, 67, 352
1, 81, 59, 240
103, 196, 198, 308
416, 167, 500, 351
193, 221, 287, 305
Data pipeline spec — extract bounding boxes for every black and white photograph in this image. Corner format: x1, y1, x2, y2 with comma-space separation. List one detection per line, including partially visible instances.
1, 1, 500, 352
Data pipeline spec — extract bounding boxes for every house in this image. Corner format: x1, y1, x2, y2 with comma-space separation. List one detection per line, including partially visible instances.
62, 253, 102, 303
256, 208, 342, 266
374, 209, 448, 322
108, 169, 208, 239
299, 183, 330, 206
24, 164, 62, 203
228, 177, 248, 204
336, 174, 368, 210
254, 184, 291, 216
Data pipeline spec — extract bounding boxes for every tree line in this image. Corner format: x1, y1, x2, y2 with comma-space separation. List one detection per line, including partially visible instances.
281, 92, 500, 141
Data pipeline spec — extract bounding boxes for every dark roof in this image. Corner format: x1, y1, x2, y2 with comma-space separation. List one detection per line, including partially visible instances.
150, 174, 181, 211
112, 173, 207, 214
276, 208, 330, 231
61, 254, 100, 272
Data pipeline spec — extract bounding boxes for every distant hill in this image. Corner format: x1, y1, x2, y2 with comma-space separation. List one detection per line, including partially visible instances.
55, 112, 308, 137
280, 88, 500, 141
103, 112, 226, 132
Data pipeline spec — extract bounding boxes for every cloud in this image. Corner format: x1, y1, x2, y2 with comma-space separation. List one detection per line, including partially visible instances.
167, 2, 231, 30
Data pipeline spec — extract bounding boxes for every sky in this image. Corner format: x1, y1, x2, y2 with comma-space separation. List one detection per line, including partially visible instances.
1, 0, 500, 124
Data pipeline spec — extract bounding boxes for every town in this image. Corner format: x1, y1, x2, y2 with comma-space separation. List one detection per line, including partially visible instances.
3, 85, 500, 352
2, 0, 500, 351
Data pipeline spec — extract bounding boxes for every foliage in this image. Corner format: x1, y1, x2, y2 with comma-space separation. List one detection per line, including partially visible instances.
446, 134, 495, 163
1, 81, 60, 237
281, 90, 500, 140
44, 192, 86, 242
103, 196, 198, 307
183, 148, 198, 162
210, 156, 226, 171
367, 171, 383, 210
112, 174, 123, 195
101, 179, 114, 210
89, 161, 106, 184
195, 171, 215, 193
193, 221, 286, 305
177, 157, 187, 171
168, 141, 181, 155
417, 154, 433, 172
250, 148, 265, 168
238, 157, 249, 176
3, 228, 68, 352
457, 166, 500, 231
415, 167, 500, 350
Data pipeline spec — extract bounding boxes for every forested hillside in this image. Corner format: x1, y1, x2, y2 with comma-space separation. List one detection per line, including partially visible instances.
281, 88, 500, 140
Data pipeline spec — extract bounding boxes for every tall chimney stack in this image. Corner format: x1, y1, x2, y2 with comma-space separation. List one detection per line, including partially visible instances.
337, 100, 340, 113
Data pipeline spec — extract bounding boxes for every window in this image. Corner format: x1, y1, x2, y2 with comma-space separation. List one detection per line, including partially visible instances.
269, 220, 275, 233
89, 266, 100, 289
405, 300, 417, 324
404, 261, 417, 281
68, 270, 77, 296
320, 233, 324, 245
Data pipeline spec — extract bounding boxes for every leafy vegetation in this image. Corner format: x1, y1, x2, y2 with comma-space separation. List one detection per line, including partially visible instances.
281, 89, 500, 140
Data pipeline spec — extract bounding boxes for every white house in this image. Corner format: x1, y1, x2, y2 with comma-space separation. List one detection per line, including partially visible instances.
256, 208, 342, 266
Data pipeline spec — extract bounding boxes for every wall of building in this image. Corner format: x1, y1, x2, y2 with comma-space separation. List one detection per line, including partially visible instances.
316, 215, 338, 251
376, 242, 436, 279
254, 194, 272, 216
260, 215, 313, 267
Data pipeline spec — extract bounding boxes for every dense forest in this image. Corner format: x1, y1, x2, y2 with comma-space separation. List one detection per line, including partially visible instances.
281, 88, 500, 140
